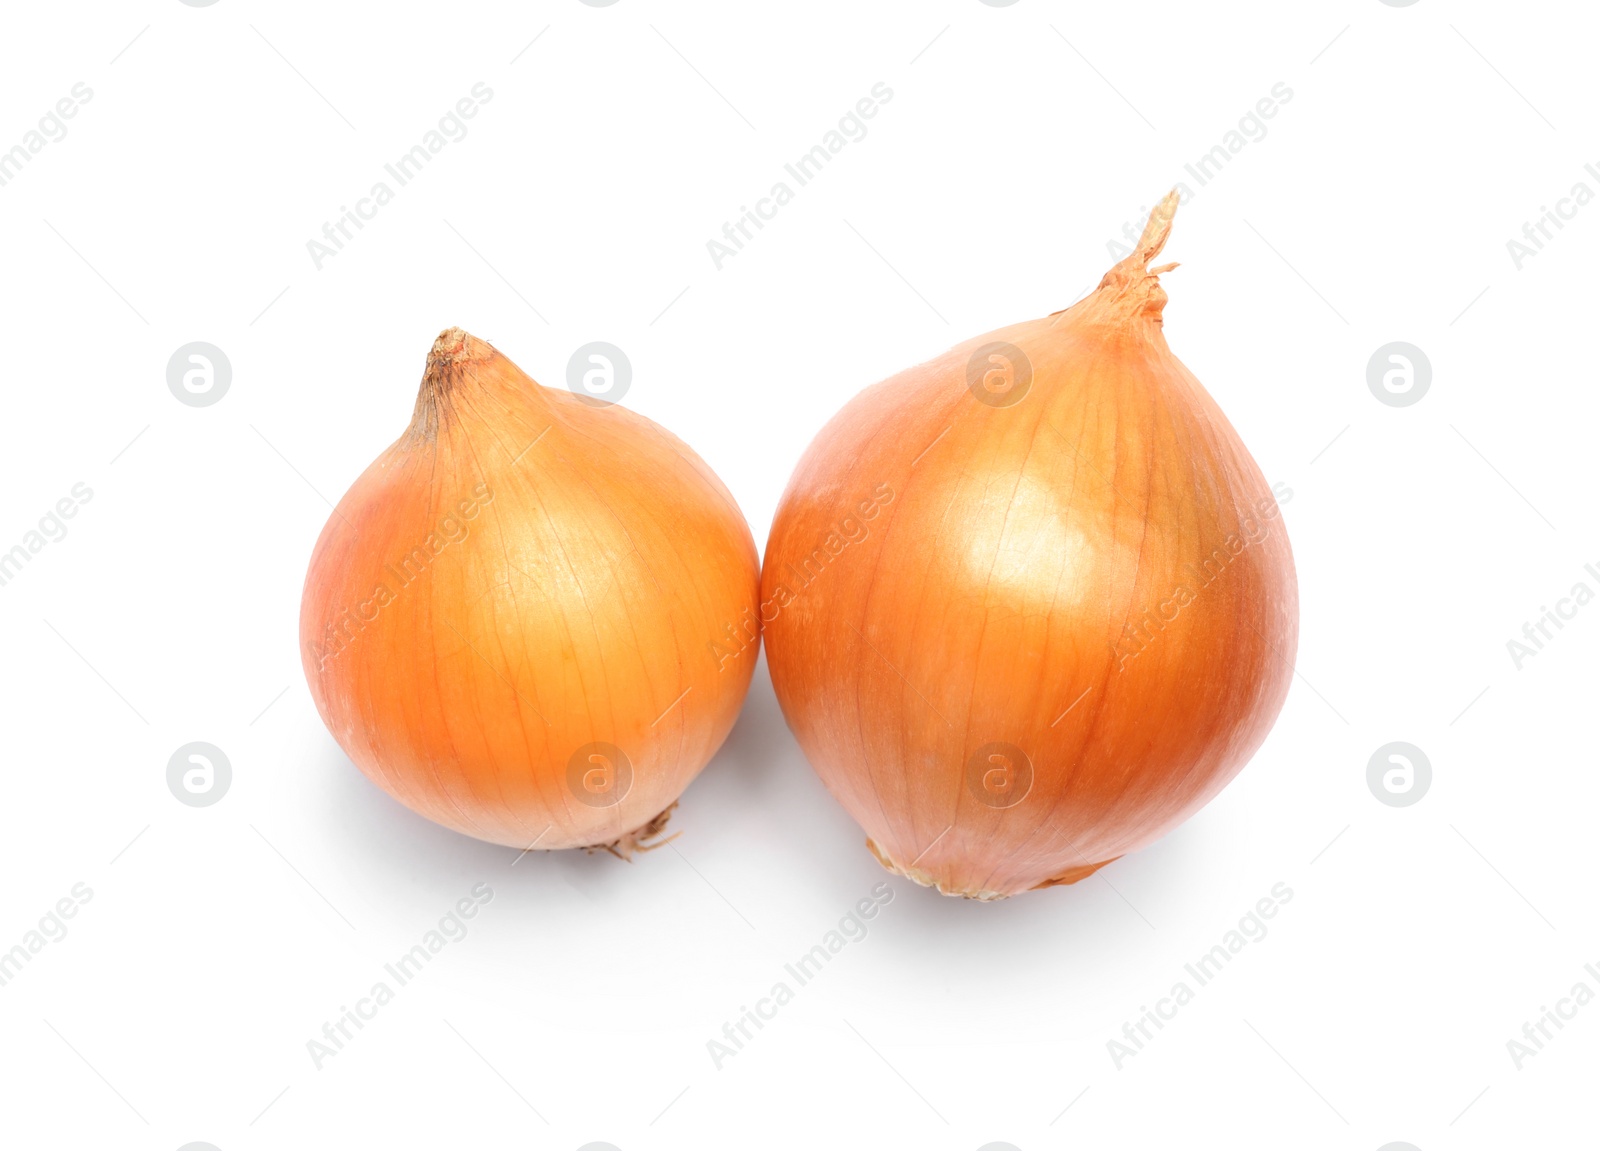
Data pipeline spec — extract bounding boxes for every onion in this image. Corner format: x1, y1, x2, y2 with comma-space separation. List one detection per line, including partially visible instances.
300, 329, 760, 853
761, 193, 1298, 899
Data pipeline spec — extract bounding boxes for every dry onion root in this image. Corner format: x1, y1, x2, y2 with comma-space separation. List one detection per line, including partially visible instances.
300, 329, 760, 852
761, 193, 1298, 899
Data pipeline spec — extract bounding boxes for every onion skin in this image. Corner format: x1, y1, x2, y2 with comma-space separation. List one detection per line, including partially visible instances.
761, 193, 1297, 899
300, 330, 760, 851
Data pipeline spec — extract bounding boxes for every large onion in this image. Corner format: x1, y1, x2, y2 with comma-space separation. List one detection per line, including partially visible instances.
761, 194, 1298, 898
301, 329, 760, 852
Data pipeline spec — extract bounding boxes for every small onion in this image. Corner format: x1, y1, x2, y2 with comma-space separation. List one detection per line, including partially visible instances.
300, 329, 760, 853
761, 194, 1298, 898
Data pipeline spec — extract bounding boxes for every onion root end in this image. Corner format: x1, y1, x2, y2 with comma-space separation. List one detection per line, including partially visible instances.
866, 837, 1120, 899
588, 802, 680, 861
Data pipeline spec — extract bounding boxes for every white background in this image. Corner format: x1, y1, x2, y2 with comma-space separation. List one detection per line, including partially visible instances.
0, 1, 1594, 1148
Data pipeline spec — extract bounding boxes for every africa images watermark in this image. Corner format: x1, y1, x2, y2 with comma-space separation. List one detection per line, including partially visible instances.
1504, 161, 1600, 270
0, 482, 94, 590
1505, 959, 1600, 1070
306, 883, 494, 1069
1104, 82, 1292, 258
708, 482, 895, 671
306, 483, 494, 670
1109, 483, 1293, 671
706, 82, 894, 270
1107, 882, 1293, 1070
0, 883, 94, 990
0, 82, 92, 191
305, 82, 495, 270
706, 881, 894, 1069
1504, 560, 1600, 670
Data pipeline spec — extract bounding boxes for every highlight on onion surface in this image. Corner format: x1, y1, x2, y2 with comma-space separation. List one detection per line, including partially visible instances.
761, 192, 1298, 899
300, 329, 760, 854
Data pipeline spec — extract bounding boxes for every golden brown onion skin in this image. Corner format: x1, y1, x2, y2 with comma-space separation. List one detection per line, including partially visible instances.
761, 195, 1297, 898
301, 330, 760, 850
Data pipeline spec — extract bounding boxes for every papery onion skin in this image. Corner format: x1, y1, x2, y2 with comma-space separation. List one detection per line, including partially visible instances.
300, 329, 760, 851
761, 193, 1298, 899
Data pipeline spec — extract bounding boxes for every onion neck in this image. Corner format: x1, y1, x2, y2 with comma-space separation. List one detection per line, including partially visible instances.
424, 326, 497, 392
1056, 189, 1181, 329
408, 327, 529, 444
